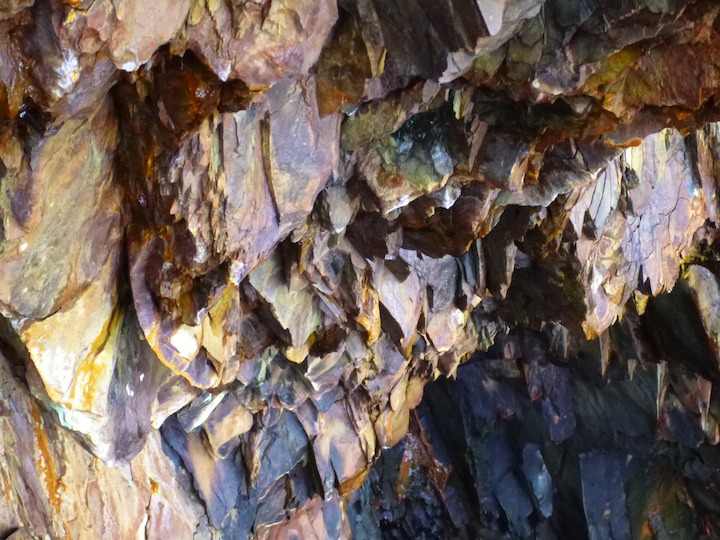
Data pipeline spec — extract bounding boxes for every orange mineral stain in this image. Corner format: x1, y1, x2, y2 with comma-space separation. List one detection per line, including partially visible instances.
0, 458, 13, 501
30, 401, 66, 531
68, 303, 121, 411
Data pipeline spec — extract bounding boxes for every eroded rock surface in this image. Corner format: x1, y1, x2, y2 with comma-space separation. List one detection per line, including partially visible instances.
3, 0, 720, 538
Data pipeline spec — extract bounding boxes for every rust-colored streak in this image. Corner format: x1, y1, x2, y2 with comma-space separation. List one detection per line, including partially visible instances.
68, 303, 122, 411
29, 401, 66, 535
0, 457, 13, 501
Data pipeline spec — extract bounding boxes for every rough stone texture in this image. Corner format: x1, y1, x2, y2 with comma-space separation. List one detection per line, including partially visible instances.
4, 0, 720, 538
179, 0, 338, 87
0, 349, 204, 539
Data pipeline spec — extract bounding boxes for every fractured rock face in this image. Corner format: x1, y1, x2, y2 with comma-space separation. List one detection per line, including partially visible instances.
123, 72, 340, 389
0, 348, 204, 539
0, 96, 121, 320
570, 127, 709, 336
180, 0, 338, 86
5, 0, 720, 538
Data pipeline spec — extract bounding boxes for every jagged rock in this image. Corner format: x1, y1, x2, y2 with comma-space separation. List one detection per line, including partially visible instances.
570, 128, 709, 336
0, 97, 121, 319
0, 350, 204, 538
17, 248, 171, 462
124, 74, 340, 388
6, 0, 720, 538
179, 0, 338, 87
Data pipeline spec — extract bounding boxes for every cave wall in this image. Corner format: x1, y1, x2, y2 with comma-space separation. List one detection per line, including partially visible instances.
2, 0, 720, 538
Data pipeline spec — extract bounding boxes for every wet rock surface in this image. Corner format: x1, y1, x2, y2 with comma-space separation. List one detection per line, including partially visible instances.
3, 0, 720, 538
